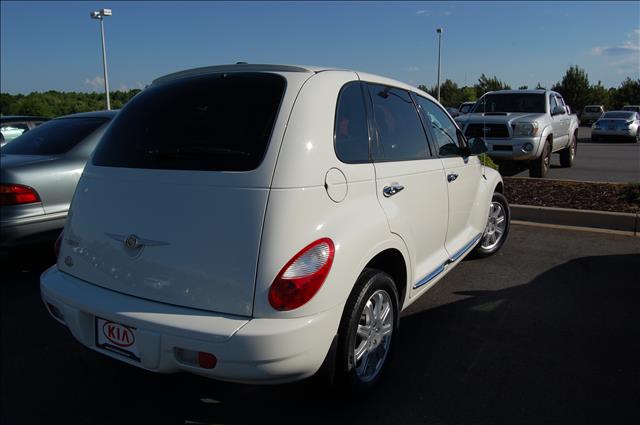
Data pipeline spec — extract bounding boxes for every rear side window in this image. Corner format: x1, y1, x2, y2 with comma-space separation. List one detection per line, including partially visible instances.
93, 73, 286, 171
334, 82, 370, 163
1, 118, 107, 155
367, 84, 430, 161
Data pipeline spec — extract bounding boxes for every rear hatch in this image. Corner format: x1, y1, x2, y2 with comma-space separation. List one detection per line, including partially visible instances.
58, 71, 304, 316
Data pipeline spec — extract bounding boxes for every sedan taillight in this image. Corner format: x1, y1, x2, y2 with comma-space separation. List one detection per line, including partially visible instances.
0, 183, 41, 205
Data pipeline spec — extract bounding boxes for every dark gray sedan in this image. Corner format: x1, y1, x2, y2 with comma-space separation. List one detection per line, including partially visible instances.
0, 110, 117, 247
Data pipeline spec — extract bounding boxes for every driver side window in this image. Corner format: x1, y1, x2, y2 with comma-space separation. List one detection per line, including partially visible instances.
415, 96, 462, 157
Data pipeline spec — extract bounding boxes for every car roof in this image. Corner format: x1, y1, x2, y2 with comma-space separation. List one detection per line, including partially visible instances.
152, 63, 344, 85
54, 110, 119, 120
151, 63, 439, 103
484, 89, 548, 95
1, 115, 50, 122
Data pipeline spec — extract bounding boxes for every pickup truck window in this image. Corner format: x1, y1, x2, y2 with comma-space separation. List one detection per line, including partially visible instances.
474, 93, 545, 114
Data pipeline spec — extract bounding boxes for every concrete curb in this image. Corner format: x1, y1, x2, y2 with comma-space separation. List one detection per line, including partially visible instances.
510, 204, 639, 235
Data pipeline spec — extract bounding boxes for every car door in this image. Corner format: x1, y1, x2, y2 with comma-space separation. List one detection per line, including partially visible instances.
549, 94, 568, 149
414, 95, 485, 259
555, 95, 571, 143
365, 83, 450, 295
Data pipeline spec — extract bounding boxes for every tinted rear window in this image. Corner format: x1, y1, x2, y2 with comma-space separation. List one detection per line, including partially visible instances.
585, 107, 601, 113
93, 73, 286, 171
603, 111, 635, 119
1, 117, 107, 155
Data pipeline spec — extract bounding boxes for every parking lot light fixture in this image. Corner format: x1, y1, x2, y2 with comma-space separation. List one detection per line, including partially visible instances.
90, 8, 112, 110
436, 27, 443, 103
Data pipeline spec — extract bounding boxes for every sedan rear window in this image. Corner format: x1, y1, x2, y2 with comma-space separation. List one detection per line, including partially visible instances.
1, 118, 108, 155
603, 112, 635, 119
93, 73, 286, 171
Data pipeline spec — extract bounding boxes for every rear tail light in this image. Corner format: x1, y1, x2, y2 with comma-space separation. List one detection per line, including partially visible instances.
54, 230, 64, 259
0, 183, 41, 205
269, 238, 335, 311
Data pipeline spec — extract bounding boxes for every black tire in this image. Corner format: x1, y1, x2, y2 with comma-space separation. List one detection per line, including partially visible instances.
472, 192, 510, 259
529, 140, 551, 178
559, 132, 577, 167
335, 268, 399, 393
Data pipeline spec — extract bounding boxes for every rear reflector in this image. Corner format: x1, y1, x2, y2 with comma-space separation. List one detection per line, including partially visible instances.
198, 352, 217, 369
0, 183, 41, 205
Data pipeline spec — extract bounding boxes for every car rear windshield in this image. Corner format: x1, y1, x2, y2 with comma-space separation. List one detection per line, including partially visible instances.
603, 111, 635, 119
585, 107, 602, 113
1, 117, 108, 155
473, 93, 545, 113
92, 73, 286, 171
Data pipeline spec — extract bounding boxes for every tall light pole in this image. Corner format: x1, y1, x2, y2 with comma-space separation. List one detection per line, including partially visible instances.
90, 8, 112, 110
436, 27, 443, 103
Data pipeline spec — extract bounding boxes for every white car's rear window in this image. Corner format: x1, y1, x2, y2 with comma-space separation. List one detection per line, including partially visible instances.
93, 72, 286, 171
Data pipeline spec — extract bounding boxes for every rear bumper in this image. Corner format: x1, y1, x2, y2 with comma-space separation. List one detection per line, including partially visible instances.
591, 129, 635, 139
0, 211, 66, 248
40, 266, 342, 384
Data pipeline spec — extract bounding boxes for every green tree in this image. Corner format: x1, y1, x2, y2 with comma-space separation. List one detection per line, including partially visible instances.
552, 65, 590, 113
518, 85, 529, 90
588, 81, 611, 110
475, 74, 511, 98
612, 77, 640, 109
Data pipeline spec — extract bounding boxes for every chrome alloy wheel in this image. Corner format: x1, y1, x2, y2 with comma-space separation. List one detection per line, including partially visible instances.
353, 289, 394, 382
482, 201, 507, 250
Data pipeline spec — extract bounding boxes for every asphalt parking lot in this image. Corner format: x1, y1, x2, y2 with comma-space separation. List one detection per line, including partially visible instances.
1, 224, 639, 425
511, 127, 640, 182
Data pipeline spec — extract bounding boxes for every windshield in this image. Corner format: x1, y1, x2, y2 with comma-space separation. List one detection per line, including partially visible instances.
473, 93, 545, 113
585, 107, 602, 113
1, 117, 108, 155
603, 112, 635, 119
93, 72, 286, 172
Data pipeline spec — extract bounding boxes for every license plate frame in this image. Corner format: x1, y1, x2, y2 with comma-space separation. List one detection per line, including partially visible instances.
95, 317, 141, 362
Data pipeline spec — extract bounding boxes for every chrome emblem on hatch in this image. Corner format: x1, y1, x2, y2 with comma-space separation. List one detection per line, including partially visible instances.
105, 233, 170, 252
125, 235, 139, 249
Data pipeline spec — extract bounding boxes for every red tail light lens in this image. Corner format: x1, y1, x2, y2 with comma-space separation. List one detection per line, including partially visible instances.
0, 183, 41, 205
54, 230, 64, 259
269, 238, 335, 311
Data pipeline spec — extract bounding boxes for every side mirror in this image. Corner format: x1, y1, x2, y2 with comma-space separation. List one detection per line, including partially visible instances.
551, 105, 566, 116
468, 137, 488, 155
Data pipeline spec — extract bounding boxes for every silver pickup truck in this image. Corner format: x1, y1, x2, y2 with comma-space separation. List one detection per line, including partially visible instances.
455, 89, 579, 178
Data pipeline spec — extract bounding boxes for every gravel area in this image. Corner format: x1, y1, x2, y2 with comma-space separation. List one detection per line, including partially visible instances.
504, 177, 640, 214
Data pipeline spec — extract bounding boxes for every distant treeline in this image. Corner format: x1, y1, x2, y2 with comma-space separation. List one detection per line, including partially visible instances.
1, 66, 639, 118
421, 66, 640, 113
0, 89, 141, 117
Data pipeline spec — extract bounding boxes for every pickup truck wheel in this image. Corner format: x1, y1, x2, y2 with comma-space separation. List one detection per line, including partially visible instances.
472, 192, 510, 258
336, 268, 399, 392
559, 133, 577, 167
529, 141, 551, 178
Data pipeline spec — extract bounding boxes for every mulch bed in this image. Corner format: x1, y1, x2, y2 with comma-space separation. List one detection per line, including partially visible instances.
503, 177, 640, 214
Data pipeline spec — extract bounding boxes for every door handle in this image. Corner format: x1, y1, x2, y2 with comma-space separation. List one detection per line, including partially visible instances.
447, 173, 459, 183
383, 183, 404, 197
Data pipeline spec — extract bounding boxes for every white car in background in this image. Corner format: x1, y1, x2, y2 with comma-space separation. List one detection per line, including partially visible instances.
41, 64, 509, 391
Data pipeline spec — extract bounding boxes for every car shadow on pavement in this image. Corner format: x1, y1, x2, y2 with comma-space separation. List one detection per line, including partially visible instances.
2, 252, 639, 425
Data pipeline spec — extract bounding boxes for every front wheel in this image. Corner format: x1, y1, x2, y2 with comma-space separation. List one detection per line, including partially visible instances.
529, 141, 551, 178
559, 132, 577, 167
472, 192, 510, 258
336, 269, 399, 392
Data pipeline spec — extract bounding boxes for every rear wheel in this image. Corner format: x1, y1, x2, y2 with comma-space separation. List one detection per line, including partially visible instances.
529, 141, 551, 178
336, 268, 399, 392
472, 192, 510, 258
559, 132, 577, 167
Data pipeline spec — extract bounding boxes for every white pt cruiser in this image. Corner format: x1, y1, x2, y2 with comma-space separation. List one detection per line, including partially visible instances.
41, 64, 510, 391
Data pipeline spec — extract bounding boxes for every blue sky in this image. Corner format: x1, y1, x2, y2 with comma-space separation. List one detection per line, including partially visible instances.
1, 1, 639, 94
